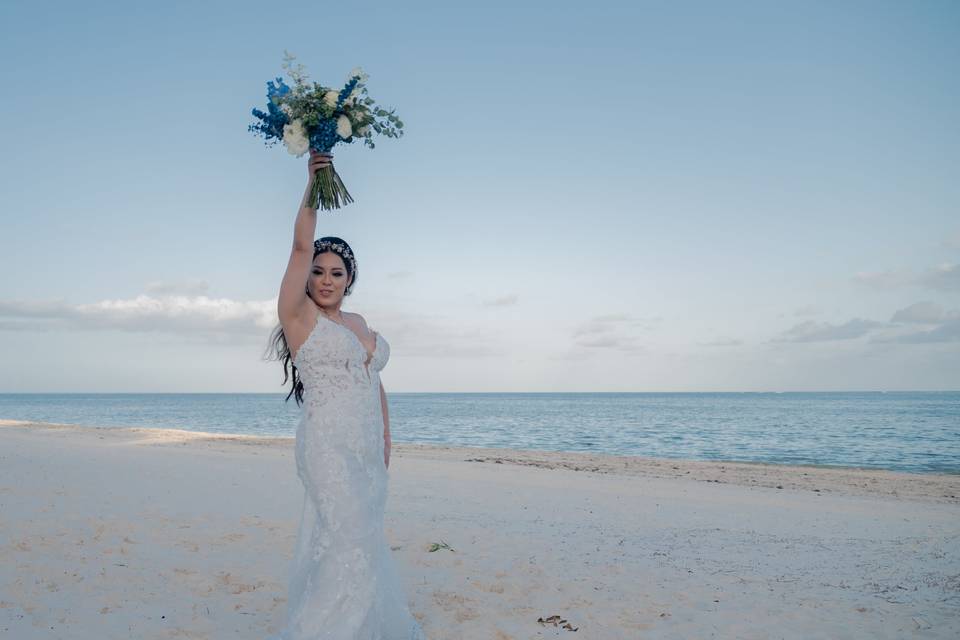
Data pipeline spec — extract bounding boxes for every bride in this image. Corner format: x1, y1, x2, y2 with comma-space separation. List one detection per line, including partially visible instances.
264, 149, 426, 639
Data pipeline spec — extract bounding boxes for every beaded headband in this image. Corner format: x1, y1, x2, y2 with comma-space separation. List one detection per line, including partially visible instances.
313, 238, 357, 278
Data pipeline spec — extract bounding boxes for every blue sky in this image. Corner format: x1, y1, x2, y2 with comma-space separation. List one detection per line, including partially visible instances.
0, 0, 957, 392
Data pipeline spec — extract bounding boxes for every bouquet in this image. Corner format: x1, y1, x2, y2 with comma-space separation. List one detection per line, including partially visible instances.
249, 51, 404, 211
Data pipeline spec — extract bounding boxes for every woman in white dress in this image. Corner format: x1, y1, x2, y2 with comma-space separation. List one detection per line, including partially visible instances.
264, 150, 426, 639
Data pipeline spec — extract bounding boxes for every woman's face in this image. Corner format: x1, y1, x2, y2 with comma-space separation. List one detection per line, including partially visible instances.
309, 252, 352, 307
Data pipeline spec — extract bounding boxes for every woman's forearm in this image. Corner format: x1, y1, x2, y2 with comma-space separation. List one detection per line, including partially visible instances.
299, 176, 317, 210
293, 179, 318, 251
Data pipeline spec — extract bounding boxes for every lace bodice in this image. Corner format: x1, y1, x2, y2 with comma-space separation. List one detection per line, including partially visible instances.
293, 312, 390, 400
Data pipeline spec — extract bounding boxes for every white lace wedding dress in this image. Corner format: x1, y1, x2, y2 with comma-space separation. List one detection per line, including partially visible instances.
267, 312, 426, 639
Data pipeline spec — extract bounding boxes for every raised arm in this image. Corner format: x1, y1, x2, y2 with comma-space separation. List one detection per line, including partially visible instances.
277, 151, 333, 323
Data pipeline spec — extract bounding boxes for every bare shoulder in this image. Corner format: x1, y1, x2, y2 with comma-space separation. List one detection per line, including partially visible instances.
344, 311, 375, 336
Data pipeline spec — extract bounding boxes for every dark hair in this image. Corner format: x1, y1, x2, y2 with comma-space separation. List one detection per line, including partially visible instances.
263, 236, 358, 406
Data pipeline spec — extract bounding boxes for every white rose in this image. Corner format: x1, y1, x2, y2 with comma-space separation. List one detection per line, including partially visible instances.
282, 119, 309, 156
336, 115, 353, 138
323, 90, 339, 109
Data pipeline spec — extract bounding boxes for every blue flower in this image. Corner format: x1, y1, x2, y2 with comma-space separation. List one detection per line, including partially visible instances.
336, 77, 359, 109
267, 77, 291, 99
309, 118, 338, 153
248, 77, 296, 145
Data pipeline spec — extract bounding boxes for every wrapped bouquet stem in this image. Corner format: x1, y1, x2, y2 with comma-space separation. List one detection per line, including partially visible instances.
309, 155, 353, 210
249, 51, 404, 211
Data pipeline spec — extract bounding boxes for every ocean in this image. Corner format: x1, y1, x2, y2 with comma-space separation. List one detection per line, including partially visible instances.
1, 392, 957, 475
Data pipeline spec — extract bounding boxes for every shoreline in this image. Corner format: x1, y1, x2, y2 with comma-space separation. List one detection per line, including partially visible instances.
3, 419, 958, 504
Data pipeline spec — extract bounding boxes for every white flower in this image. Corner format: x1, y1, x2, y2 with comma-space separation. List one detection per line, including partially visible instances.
279, 103, 293, 117
348, 66, 369, 83
349, 107, 366, 123
336, 115, 353, 138
357, 125, 370, 137
282, 119, 309, 156
323, 90, 339, 109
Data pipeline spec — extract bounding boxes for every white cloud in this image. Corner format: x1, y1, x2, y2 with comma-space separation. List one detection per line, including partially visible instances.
699, 338, 743, 347
853, 263, 959, 292
873, 318, 960, 344
0, 299, 72, 319
144, 278, 210, 295
569, 313, 656, 352
917, 263, 960, 292
572, 313, 660, 337
482, 294, 519, 307
890, 301, 944, 324
575, 335, 644, 351
0, 291, 511, 357
0, 294, 277, 339
769, 305, 960, 345
852, 270, 912, 289
773, 318, 884, 343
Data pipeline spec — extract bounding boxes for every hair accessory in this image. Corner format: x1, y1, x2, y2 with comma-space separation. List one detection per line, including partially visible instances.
313, 239, 357, 279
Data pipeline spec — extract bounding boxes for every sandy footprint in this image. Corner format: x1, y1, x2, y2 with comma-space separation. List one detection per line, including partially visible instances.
211, 532, 246, 546
470, 580, 506, 594
215, 571, 270, 594
432, 589, 481, 623
174, 539, 200, 552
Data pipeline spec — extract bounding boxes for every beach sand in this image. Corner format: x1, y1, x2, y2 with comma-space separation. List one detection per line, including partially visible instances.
2, 419, 958, 639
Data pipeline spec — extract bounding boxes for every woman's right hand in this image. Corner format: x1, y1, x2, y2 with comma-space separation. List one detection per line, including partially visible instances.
308, 149, 333, 180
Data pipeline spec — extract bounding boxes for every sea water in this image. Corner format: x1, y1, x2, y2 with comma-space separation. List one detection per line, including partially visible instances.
1, 392, 957, 474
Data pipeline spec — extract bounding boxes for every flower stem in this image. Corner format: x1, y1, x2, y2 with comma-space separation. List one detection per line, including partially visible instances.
308, 164, 353, 210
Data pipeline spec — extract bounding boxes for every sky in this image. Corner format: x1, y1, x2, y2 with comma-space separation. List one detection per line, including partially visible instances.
0, 0, 957, 393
